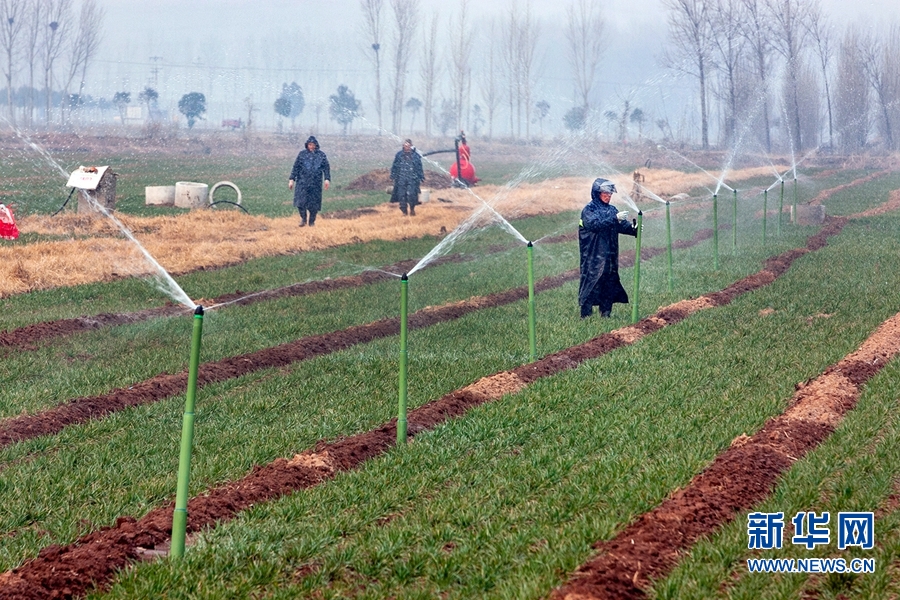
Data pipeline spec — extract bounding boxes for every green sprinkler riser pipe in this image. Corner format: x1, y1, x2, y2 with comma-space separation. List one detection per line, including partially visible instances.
171, 305, 204, 559
792, 177, 798, 225
526, 242, 536, 362
665, 201, 673, 292
397, 274, 409, 445
712, 194, 719, 270
762, 189, 768, 242
631, 212, 643, 324
778, 180, 784, 235
732, 189, 737, 253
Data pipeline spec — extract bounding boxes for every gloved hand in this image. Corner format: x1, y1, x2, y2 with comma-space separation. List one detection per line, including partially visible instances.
616, 210, 629, 221
632, 219, 643, 233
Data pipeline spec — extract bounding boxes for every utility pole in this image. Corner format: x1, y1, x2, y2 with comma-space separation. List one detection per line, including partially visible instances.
149, 55, 163, 88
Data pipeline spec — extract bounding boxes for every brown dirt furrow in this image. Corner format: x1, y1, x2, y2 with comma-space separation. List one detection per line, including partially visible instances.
0, 216, 849, 600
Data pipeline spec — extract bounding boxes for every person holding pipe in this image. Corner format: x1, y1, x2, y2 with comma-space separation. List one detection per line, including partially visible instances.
390, 138, 425, 216
578, 178, 638, 318
288, 135, 330, 227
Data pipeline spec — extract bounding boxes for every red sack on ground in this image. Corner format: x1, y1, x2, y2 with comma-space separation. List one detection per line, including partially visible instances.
0, 204, 19, 240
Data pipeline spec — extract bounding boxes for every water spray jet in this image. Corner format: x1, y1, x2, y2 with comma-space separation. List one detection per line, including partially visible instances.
171, 305, 205, 559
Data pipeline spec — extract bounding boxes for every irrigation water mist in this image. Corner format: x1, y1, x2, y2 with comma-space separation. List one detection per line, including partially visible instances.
351, 115, 529, 278
403, 146, 584, 277
655, 145, 718, 195
202, 262, 395, 312
84, 194, 196, 309
3, 118, 197, 310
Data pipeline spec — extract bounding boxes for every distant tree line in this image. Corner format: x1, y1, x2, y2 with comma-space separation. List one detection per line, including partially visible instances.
2, 0, 897, 151
0, 0, 103, 127
348, 0, 900, 152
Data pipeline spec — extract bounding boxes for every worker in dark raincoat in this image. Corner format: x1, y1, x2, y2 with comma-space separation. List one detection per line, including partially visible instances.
390, 138, 425, 215
578, 178, 638, 318
288, 135, 330, 226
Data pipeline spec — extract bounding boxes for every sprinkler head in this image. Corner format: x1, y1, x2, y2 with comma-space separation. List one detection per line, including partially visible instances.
194, 305, 204, 316
527, 240, 533, 248
401, 273, 408, 281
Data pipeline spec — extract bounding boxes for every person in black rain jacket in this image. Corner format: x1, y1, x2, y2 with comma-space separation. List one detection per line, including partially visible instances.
390, 138, 425, 215
578, 178, 638, 318
288, 135, 330, 226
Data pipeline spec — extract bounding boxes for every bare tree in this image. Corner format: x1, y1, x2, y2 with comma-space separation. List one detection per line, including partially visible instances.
360, 0, 385, 133
516, 1, 540, 140
21, 0, 42, 126
388, 0, 420, 134
805, 3, 834, 149
794, 61, 820, 149
501, 0, 540, 139
60, 0, 103, 125
0, 0, 24, 124
449, 0, 475, 132
419, 10, 439, 139
479, 18, 502, 139
834, 26, 869, 151
861, 25, 900, 151
740, 0, 775, 151
662, 0, 714, 148
564, 0, 606, 119
502, 3, 520, 136
709, 0, 745, 147
765, 0, 811, 152
40, 0, 72, 126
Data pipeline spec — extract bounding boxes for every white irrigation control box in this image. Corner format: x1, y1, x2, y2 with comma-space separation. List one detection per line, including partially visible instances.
66, 166, 110, 190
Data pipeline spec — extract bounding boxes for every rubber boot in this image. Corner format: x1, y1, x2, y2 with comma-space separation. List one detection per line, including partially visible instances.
308, 210, 317, 226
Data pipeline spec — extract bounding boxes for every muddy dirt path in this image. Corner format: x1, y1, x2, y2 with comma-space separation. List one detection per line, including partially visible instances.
0, 216, 859, 600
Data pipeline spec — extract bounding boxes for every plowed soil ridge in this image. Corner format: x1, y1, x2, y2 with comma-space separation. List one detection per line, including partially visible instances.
0, 219, 847, 600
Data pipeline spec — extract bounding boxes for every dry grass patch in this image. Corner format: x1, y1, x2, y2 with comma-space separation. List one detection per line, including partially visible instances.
1, 167, 784, 297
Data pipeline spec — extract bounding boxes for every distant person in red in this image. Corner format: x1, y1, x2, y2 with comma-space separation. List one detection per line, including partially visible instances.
450, 130, 479, 185
458, 130, 471, 162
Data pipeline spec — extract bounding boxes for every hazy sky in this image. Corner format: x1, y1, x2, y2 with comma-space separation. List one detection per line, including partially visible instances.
90, 0, 897, 136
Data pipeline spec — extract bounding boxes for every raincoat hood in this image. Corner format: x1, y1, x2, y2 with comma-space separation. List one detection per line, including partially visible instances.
305, 136, 320, 151
590, 178, 617, 202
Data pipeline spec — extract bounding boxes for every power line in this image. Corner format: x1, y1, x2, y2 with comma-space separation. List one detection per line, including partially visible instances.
95, 58, 369, 75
